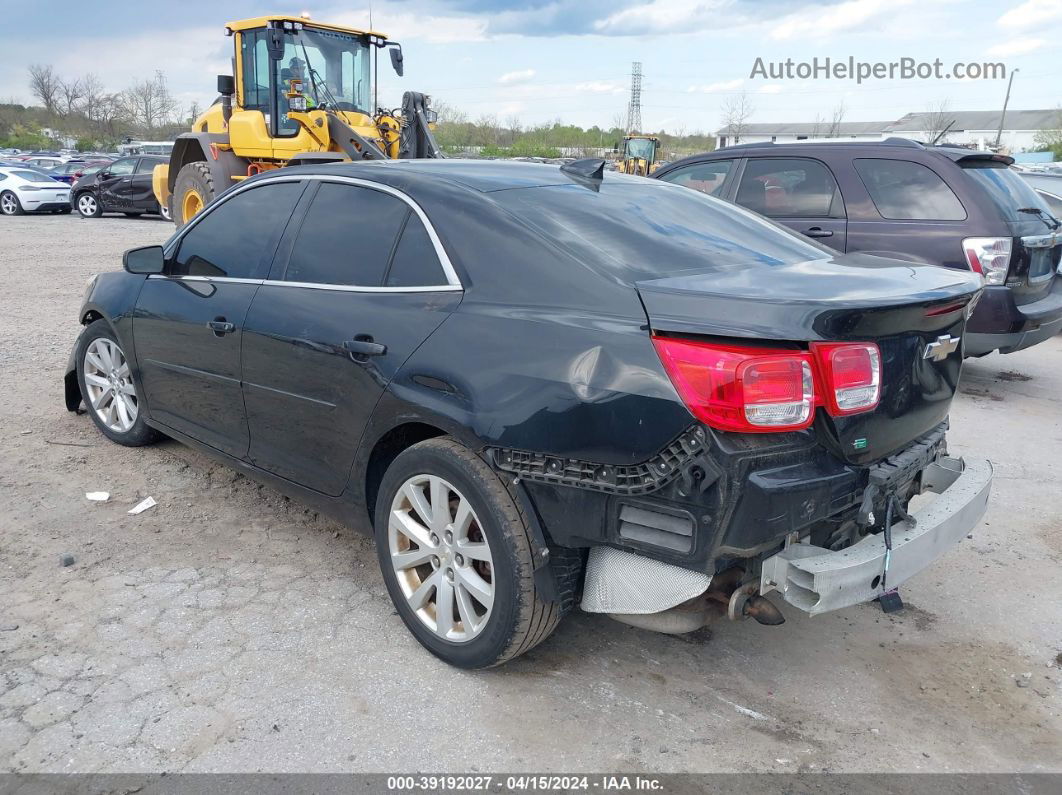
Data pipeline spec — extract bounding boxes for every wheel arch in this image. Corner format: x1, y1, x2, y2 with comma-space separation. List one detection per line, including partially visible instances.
363, 421, 449, 522
167, 133, 246, 195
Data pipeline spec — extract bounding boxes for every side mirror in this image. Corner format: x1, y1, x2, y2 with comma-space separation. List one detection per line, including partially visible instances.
123, 245, 165, 275
389, 46, 404, 77
217, 74, 235, 96
266, 27, 285, 61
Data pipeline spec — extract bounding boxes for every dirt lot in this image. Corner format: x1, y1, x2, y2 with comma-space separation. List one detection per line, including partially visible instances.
0, 213, 1060, 774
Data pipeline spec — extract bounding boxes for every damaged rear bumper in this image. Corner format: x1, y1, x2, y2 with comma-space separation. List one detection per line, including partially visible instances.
760, 456, 992, 615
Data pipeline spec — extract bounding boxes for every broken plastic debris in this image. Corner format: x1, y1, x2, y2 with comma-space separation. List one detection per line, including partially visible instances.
85, 491, 110, 502
128, 496, 157, 515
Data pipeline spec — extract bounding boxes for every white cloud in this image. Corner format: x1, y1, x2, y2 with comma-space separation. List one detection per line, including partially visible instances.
687, 79, 744, 93
758, 84, 784, 94
998, 0, 1062, 29
987, 37, 1048, 56
574, 81, 626, 94
594, 0, 732, 35
498, 69, 536, 85
770, 0, 915, 41
328, 8, 488, 43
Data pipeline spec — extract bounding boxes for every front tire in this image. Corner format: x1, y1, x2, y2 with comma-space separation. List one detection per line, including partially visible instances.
75, 192, 102, 218
76, 320, 159, 447
0, 191, 23, 216
374, 437, 564, 668
172, 161, 216, 228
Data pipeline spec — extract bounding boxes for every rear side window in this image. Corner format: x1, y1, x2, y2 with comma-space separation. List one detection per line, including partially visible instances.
736, 158, 842, 218
13, 170, 57, 183
854, 159, 966, 220
658, 160, 733, 197
284, 183, 408, 286
385, 213, 447, 287
172, 182, 303, 279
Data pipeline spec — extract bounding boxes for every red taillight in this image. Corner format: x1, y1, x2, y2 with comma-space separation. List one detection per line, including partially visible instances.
651, 338, 814, 432
811, 342, 881, 416
652, 337, 881, 432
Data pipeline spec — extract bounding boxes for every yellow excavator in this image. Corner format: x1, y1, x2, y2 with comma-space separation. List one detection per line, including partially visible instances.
153, 14, 443, 226
615, 134, 660, 176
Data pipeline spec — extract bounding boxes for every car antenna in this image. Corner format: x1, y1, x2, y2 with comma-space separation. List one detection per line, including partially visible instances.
561, 158, 605, 180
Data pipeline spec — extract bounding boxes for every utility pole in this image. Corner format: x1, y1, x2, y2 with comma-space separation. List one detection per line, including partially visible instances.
626, 62, 642, 134
995, 68, 1018, 149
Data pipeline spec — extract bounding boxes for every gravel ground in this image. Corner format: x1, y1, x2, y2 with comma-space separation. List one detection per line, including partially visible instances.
0, 213, 1060, 774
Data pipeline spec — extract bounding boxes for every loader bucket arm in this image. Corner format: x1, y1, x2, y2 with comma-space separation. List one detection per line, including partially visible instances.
399, 91, 443, 159
326, 115, 389, 161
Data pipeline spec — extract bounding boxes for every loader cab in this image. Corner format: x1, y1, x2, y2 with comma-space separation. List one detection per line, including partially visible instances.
226, 16, 392, 159
618, 135, 660, 176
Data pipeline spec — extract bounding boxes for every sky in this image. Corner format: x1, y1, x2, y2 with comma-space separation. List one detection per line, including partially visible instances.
0, 0, 1058, 134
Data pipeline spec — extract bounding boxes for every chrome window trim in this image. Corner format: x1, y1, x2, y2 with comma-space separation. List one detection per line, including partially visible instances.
163, 173, 462, 290
146, 273, 461, 294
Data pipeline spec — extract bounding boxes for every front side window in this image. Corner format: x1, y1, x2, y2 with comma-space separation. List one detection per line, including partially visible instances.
736, 158, 843, 218
107, 159, 137, 176
240, 30, 272, 111
172, 182, 303, 279
855, 158, 966, 221
659, 160, 733, 197
285, 183, 408, 286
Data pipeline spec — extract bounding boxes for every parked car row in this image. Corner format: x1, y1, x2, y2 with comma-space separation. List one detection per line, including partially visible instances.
0, 154, 170, 220
653, 139, 1062, 359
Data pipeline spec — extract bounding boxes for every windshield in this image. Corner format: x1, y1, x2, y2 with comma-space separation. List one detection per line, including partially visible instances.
963, 163, 1058, 223
625, 138, 657, 161
278, 27, 371, 112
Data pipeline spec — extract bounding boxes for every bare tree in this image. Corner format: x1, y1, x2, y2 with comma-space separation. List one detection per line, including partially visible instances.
123, 71, 178, 133
58, 76, 85, 117
504, 113, 522, 146
826, 100, 846, 137
921, 99, 953, 144
28, 64, 62, 114
80, 74, 126, 137
186, 101, 203, 125
720, 92, 754, 145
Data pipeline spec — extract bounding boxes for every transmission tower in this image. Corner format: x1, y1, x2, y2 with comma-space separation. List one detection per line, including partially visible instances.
626, 62, 642, 134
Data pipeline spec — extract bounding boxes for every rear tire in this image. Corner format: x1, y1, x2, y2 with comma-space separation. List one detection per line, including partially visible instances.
172, 161, 215, 228
374, 437, 566, 668
0, 191, 23, 216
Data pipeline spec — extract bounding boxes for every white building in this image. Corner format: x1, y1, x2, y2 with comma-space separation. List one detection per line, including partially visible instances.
718, 109, 1060, 153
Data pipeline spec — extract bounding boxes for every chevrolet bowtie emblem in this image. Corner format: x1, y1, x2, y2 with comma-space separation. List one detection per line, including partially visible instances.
923, 334, 960, 362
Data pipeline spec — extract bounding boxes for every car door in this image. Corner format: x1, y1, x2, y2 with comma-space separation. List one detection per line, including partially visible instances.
132, 180, 306, 457
241, 178, 463, 496
97, 157, 137, 209
733, 157, 848, 251
130, 157, 161, 210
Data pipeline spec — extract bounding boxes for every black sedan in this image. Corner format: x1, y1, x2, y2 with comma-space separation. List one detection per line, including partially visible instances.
66, 160, 991, 668
70, 154, 169, 220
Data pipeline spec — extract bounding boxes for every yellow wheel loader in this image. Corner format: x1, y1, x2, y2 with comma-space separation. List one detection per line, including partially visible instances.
153, 14, 443, 227
615, 134, 660, 177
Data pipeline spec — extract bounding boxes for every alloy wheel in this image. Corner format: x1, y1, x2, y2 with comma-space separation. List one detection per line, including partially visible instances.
83, 337, 138, 433
0, 193, 18, 215
388, 474, 495, 642
77, 194, 97, 216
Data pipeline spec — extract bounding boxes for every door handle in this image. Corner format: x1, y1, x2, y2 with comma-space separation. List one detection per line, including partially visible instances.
803, 227, 834, 238
343, 335, 387, 359
207, 318, 236, 336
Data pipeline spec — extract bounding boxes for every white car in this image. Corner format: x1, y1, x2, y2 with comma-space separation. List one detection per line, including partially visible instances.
0, 167, 72, 215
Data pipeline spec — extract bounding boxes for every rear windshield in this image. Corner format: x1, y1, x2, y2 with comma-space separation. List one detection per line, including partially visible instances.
962, 163, 1057, 221
13, 170, 60, 183
491, 181, 830, 280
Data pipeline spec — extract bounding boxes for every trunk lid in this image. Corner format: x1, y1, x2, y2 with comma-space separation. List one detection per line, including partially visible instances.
638, 252, 982, 465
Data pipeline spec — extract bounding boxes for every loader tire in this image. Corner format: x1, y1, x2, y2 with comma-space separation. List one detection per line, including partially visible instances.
172, 161, 216, 228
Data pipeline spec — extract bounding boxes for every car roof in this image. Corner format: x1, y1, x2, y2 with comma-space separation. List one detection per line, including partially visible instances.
279, 158, 651, 193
